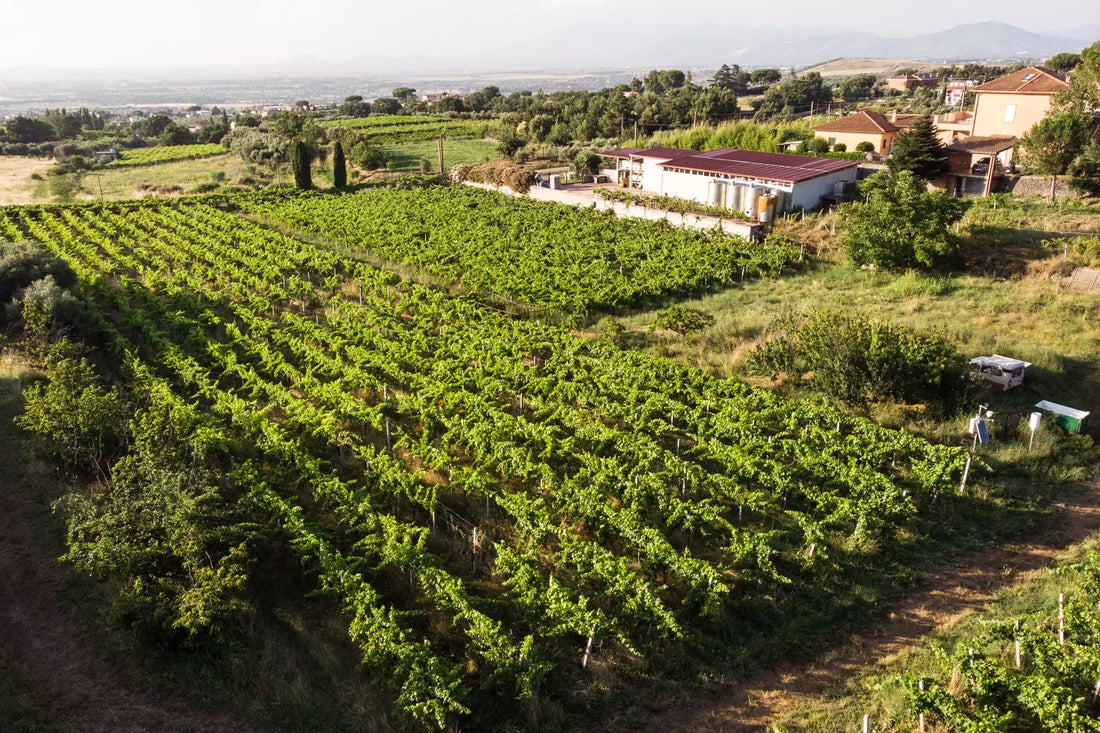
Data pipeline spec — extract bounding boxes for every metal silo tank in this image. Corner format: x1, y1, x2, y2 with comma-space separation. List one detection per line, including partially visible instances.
773, 190, 787, 214
727, 184, 744, 213
743, 185, 762, 219
707, 179, 727, 207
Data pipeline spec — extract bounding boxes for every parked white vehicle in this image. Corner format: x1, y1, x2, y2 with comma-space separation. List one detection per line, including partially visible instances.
969, 354, 1031, 391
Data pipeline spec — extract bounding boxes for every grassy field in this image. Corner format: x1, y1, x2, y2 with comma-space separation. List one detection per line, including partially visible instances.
58, 154, 286, 202
0, 157, 54, 205
798, 57, 946, 79
609, 198, 1100, 442
381, 139, 499, 172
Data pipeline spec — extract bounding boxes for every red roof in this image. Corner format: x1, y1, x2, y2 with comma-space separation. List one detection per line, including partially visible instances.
814, 110, 902, 134
971, 66, 1068, 95
599, 146, 682, 160
658, 148, 858, 184
946, 136, 1015, 155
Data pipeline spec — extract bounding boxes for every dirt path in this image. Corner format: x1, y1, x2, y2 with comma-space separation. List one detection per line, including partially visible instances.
0, 367, 253, 733
645, 482, 1100, 732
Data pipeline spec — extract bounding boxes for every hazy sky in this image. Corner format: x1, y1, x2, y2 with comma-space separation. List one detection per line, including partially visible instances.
0, 0, 1096, 69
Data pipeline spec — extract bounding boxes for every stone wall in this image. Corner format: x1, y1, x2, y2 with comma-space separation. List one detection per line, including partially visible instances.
1001, 175, 1082, 199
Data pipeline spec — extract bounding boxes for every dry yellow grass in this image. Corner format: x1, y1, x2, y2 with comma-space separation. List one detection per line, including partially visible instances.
0, 157, 53, 205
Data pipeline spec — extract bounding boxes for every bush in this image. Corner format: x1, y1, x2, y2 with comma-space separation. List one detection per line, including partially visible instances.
839, 170, 970, 271
855, 141, 875, 153
832, 142, 847, 152
799, 138, 831, 154
458, 161, 536, 193
16, 356, 130, 475
0, 240, 76, 306
653, 305, 715, 334
747, 309, 974, 410
573, 151, 601, 180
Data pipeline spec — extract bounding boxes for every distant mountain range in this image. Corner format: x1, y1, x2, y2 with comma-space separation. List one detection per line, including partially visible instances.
0, 21, 1095, 97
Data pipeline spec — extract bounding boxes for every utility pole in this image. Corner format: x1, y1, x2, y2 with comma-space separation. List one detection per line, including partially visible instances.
437, 135, 444, 177
633, 119, 638, 146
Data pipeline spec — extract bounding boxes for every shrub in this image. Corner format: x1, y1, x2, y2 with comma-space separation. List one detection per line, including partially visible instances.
855, 141, 875, 153
799, 138, 831, 154
839, 170, 970, 271
747, 309, 974, 410
16, 356, 130, 475
832, 142, 847, 152
653, 305, 715, 334
459, 161, 536, 193
0, 240, 76, 306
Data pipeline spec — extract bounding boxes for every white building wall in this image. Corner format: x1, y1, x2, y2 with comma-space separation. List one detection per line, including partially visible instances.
639, 157, 667, 193
786, 167, 857, 210
659, 170, 713, 203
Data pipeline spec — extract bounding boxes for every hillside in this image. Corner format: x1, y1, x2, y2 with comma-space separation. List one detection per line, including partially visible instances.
797, 58, 946, 80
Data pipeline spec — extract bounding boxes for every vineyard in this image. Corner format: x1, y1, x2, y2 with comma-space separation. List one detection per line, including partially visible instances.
0, 192, 978, 730
323, 115, 499, 143
105, 144, 228, 168
907, 549, 1100, 732
245, 185, 800, 313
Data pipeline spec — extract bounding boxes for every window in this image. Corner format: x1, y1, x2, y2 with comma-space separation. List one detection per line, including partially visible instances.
827, 137, 836, 146
1021, 73, 1036, 82
1003, 104, 1016, 124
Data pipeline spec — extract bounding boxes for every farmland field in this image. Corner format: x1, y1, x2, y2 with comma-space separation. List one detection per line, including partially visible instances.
245, 185, 800, 313
0, 190, 988, 730
324, 115, 500, 143
381, 138, 498, 172
105, 143, 227, 168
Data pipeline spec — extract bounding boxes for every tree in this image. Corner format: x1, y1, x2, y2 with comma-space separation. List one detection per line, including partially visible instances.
139, 114, 174, 138
392, 87, 417, 102
527, 114, 554, 142
750, 68, 782, 85
838, 74, 877, 102
1054, 42, 1100, 113
332, 141, 347, 189
572, 151, 601, 181
291, 140, 311, 189
157, 123, 195, 146
855, 141, 876, 153
753, 73, 832, 121
699, 86, 739, 124
838, 170, 970, 270
887, 115, 949, 180
1046, 52, 1081, 75
497, 129, 525, 158
295, 99, 310, 109
712, 64, 750, 95
3, 116, 55, 143
371, 97, 401, 115
339, 95, 371, 117
1019, 110, 1092, 201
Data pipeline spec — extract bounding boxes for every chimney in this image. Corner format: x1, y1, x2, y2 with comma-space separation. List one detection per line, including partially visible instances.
891, 110, 897, 123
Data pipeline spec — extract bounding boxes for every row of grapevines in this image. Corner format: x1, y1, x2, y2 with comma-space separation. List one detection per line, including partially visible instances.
0, 198, 976, 729
105, 144, 228, 167
245, 185, 800, 313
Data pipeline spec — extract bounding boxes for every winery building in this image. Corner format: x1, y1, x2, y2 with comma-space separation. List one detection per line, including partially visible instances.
601, 147, 859, 216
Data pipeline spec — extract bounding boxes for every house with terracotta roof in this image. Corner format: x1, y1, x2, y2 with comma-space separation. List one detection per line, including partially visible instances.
885, 73, 939, 92
812, 110, 917, 153
601, 147, 858, 214
943, 136, 1017, 196
968, 66, 1069, 138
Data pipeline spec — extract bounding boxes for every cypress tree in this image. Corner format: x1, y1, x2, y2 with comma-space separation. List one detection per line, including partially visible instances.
291, 140, 312, 190
887, 115, 949, 181
332, 141, 347, 189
